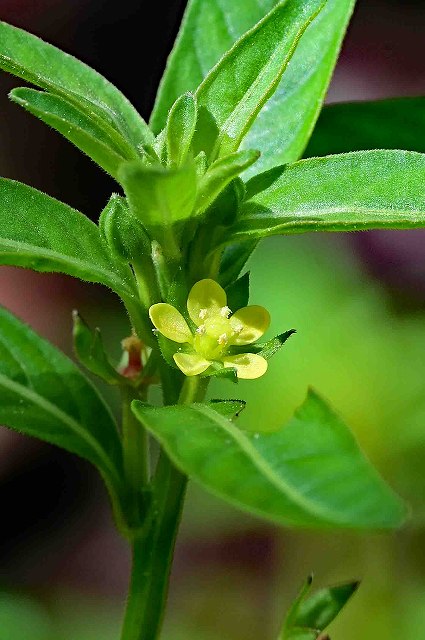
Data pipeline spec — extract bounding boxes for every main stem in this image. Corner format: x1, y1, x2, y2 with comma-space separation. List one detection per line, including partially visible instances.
120, 376, 206, 640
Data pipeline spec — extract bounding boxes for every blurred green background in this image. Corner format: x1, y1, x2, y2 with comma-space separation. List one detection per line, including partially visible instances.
1, 1, 425, 639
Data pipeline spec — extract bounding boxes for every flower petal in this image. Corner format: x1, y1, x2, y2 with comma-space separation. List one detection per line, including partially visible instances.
222, 353, 268, 379
187, 279, 227, 325
229, 305, 270, 345
173, 352, 211, 376
149, 303, 192, 343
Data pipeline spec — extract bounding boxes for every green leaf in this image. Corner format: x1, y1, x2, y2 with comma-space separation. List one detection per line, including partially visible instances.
166, 92, 198, 166
132, 390, 407, 529
119, 161, 197, 241
10, 88, 131, 180
219, 240, 258, 287
0, 178, 135, 299
295, 580, 359, 631
231, 151, 425, 240
72, 311, 123, 385
305, 97, 425, 158
207, 399, 246, 419
0, 305, 123, 492
0, 20, 152, 152
192, 0, 325, 160
150, 0, 280, 133
98, 194, 151, 262
195, 150, 260, 215
242, 0, 356, 176
281, 575, 359, 639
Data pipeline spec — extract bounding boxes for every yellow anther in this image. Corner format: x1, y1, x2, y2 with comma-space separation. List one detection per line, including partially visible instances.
217, 333, 228, 345
196, 324, 206, 335
199, 308, 208, 320
220, 306, 231, 318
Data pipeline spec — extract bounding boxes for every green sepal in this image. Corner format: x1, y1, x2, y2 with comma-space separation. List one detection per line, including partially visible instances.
245, 330, 296, 360
281, 575, 359, 639
225, 272, 250, 312
195, 149, 260, 216
166, 92, 198, 166
99, 194, 151, 262
72, 311, 123, 385
201, 363, 239, 384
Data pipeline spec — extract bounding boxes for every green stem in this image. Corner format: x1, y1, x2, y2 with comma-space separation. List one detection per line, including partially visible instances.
120, 376, 207, 640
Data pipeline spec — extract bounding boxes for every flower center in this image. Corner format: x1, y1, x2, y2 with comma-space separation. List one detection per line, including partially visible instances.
192, 309, 237, 360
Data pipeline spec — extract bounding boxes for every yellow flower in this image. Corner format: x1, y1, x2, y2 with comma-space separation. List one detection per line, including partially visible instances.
149, 279, 270, 379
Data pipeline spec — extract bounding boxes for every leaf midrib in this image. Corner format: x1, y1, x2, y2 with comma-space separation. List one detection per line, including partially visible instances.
190, 405, 350, 523
0, 372, 121, 487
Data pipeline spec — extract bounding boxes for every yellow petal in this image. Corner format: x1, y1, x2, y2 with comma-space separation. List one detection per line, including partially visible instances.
173, 352, 211, 376
149, 303, 192, 343
223, 353, 268, 379
187, 279, 227, 326
229, 305, 270, 345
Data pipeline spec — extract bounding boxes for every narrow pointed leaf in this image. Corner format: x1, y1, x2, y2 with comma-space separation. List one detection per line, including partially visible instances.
99, 194, 151, 262
10, 88, 131, 180
196, 150, 260, 215
295, 581, 360, 631
166, 92, 198, 166
150, 0, 279, 133
0, 306, 123, 491
207, 399, 246, 420
245, 330, 296, 360
193, 0, 325, 159
0, 20, 152, 151
231, 151, 425, 240
305, 97, 425, 158
281, 576, 359, 639
132, 390, 407, 529
72, 312, 123, 385
242, 0, 356, 175
0, 178, 135, 298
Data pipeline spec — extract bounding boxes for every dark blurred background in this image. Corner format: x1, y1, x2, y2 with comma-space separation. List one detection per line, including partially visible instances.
1, 1, 425, 639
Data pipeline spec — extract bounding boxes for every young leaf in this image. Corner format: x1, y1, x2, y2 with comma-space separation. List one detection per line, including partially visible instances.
242, 0, 356, 176
132, 390, 407, 529
230, 150, 425, 240
166, 92, 198, 166
0, 178, 136, 299
99, 194, 151, 262
119, 161, 197, 241
193, 0, 325, 159
0, 20, 152, 151
305, 97, 425, 158
281, 575, 359, 639
10, 88, 133, 180
150, 0, 278, 133
195, 150, 260, 215
72, 311, 123, 385
0, 306, 123, 492
219, 240, 258, 287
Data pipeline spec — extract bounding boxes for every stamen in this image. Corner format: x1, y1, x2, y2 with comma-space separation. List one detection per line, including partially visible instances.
196, 324, 206, 335
199, 308, 208, 320
217, 333, 228, 345
220, 306, 231, 318
232, 322, 243, 334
